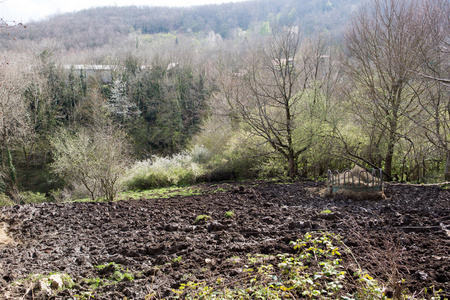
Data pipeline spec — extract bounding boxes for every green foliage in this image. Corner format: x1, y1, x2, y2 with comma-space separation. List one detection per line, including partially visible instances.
171, 232, 445, 300
6, 147, 17, 187
0, 177, 5, 194
19, 191, 48, 204
118, 186, 203, 201
122, 150, 206, 190
253, 155, 290, 180
224, 211, 235, 218
12, 273, 75, 297
50, 124, 130, 201
172, 256, 183, 263
193, 214, 211, 224
95, 262, 134, 283
260, 21, 272, 35
288, 7, 298, 23
11, 264, 135, 300
190, 144, 213, 164
1, 0, 448, 195
127, 64, 208, 156
0, 193, 14, 207
200, 130, 272, 181
219, 132, 263, 179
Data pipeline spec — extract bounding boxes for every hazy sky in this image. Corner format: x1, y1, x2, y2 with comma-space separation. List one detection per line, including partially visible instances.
1, 0, 247, 23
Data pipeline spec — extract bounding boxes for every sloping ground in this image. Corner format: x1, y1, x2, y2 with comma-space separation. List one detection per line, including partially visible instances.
0, 181, 449, 299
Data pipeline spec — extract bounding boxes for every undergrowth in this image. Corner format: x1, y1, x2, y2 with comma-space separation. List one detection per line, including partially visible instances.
6, 233, 447, 299
121, 149, 206, 190
169, 232, 447, 300
9, 262, 135, 300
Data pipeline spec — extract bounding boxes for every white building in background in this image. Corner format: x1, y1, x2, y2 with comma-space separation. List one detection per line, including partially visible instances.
64, 63, 177, 83
64, 65, 118, 83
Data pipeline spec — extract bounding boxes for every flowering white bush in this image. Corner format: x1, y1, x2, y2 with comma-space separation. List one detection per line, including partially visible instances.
121, 146, 209, 190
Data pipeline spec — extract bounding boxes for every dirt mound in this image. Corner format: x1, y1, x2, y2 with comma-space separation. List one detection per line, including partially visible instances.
0, 181, 448, 299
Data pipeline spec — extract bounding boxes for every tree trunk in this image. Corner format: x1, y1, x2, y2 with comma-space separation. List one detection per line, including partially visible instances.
384, 118, 398, 180
445, 151, 450, 181
6, 147, 17, 186
384, 139, 395, 180
288, 151, 298, 179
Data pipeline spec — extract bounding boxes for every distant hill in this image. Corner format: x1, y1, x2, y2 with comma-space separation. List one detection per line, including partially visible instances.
1, 0, 363, 50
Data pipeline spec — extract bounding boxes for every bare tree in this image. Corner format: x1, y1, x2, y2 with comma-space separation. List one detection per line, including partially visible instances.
0, 56, 31, 192
343, 0, 437, 179
411, 0, 450, 180
237, 29, 330, 178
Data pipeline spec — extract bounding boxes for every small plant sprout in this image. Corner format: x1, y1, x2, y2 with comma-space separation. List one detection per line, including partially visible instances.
172, 256, 182, 263
224, 211, 235, 218
193, 214, 211, 224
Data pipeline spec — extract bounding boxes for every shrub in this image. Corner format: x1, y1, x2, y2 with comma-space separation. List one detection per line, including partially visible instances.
194, 131, 275, 181
122, 150, 205, 190
19, 191, 48, 204
0, 193, 14, 207
254, 155, 289, 180
50, 124, 130, 201
192, 119, 275, 180
190, 144, 213, 164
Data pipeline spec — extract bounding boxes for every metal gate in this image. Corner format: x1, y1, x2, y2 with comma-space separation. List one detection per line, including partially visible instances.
327, 168, 383, 194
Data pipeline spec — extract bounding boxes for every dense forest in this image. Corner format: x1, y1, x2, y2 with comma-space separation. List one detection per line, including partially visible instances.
0, 0, 449, 203
1, 0, 358, 50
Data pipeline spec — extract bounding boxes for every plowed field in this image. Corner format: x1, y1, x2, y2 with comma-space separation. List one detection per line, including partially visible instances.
0, 181, 449, 299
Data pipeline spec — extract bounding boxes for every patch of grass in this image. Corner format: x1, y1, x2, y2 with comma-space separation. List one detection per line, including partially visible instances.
0, 193, 14, 207
212, 187, 227, 193
68, 186, 205, 203
69, 197, 108, 203
118, 186, 204, 201
64, 180, 280, 204
19, 191, 48, 204
440, 183, 450, 190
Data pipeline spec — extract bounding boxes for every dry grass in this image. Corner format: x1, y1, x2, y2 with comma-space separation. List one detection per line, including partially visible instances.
333, 188, 386, 200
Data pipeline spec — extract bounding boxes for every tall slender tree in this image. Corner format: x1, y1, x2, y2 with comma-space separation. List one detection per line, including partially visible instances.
344, 0, 436, 178
410, 0, 450, 179
0, 57, 30, 193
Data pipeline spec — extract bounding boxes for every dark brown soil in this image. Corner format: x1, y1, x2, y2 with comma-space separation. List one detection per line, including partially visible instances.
0, 181, 449, 299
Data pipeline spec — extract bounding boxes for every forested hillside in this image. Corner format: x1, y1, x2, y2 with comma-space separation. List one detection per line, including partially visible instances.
1, 0, 359, 50
0, 0, 448, 203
